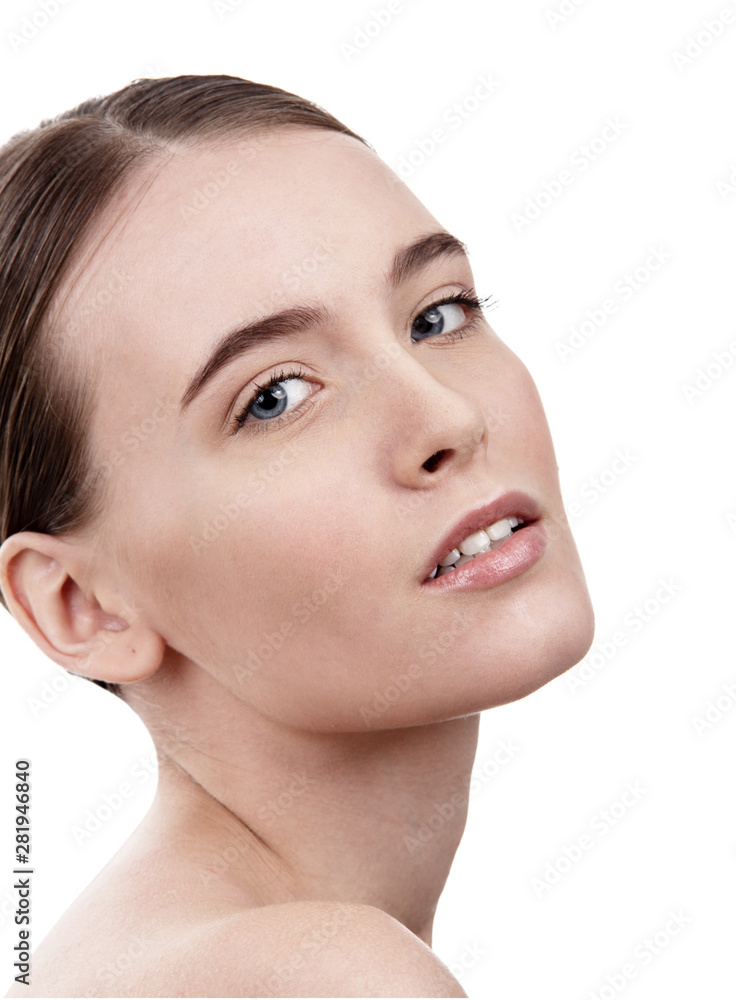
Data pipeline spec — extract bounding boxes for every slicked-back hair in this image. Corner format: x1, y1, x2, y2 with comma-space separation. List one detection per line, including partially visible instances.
0, 75, 367, 696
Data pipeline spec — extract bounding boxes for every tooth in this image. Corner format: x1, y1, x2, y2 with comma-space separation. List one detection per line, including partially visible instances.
487, 518, 513, 541
439, 547, 462, 567
428, 565, 438, 579
433, 515, 524, 577
458, 529, 491, 556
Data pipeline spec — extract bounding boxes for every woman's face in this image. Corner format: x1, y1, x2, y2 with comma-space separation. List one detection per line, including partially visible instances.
62, 128, 594, 731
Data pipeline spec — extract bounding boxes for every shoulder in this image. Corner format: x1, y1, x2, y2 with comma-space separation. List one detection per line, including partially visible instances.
167, 900, 469, 998
10, 897, 468, 998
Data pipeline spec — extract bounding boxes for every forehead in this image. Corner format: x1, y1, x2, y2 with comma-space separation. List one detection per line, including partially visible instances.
55, 130, 443, 416
51, 129, 454, 503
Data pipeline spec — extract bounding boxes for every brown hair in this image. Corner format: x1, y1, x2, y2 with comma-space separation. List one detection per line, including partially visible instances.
0, 75, 367, 696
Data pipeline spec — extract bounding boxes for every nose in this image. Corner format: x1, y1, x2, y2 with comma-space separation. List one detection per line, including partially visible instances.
422, 449, 448, 473
367, 342, 490, 487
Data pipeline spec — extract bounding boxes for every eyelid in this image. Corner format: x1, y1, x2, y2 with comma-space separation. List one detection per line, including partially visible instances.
414, 285, 492, 314
410, 287, 493, 337
227, 286, 495, 435
228, 364, 312, 435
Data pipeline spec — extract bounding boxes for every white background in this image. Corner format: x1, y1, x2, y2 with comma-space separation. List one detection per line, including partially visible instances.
1, 1, 734, 997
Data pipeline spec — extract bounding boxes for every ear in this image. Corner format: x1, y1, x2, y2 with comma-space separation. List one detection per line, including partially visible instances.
0, 531, 165, 686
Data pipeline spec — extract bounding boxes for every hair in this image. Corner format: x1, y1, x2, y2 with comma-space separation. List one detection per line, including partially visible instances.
0, 74, 367, 697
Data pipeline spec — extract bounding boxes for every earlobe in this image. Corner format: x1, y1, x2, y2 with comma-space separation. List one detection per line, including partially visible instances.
0, 531, 165, 685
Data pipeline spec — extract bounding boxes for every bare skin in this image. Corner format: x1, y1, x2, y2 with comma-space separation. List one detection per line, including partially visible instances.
1, 129, 594, 997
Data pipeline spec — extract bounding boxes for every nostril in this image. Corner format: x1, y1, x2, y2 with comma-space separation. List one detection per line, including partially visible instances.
422, 449, 447, 473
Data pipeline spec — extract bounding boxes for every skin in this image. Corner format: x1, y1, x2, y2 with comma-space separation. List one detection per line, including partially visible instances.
0, 128, 595, 998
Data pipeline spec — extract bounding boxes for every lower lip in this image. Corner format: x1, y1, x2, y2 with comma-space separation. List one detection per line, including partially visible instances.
422, 520, 547, 592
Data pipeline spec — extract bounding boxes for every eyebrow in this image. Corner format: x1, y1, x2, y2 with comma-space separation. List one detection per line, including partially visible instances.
179, 230, 470, 413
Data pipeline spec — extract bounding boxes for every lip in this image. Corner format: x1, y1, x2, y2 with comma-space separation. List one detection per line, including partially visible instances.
420, 490, 544, 586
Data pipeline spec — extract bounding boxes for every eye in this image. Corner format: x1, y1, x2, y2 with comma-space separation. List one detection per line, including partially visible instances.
230, 289, 493, 436
410, 291, 489, 343
231, 366, 312, 434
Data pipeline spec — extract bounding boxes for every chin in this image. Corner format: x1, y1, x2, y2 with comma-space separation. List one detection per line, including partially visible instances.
487, 590, 596, 708
475, 559, 596, 708
381, 566, 595, 731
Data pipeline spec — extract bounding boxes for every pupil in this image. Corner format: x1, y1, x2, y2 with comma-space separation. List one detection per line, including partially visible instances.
254, 384, 287, 418
414, 306, 444, 338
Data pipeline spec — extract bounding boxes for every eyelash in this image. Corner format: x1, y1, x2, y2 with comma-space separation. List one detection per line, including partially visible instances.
230, 289, 494, 435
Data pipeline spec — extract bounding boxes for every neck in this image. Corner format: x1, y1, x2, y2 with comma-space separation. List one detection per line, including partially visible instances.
128, 658, 480, 946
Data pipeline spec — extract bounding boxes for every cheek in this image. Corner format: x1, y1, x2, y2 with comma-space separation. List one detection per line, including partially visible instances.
125, 455, 376, 710
113, 342, 592, 734
118, 452, 413, 730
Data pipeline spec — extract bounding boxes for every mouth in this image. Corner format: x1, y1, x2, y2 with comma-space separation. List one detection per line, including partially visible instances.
421, 491, 542, 584
427, 516, 528, 579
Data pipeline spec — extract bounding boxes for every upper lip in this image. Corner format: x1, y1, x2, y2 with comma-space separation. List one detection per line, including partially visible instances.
420, 489, 542, 582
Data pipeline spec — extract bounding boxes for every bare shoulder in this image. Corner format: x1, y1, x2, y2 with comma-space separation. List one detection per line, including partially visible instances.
167, 900, 468, 999
5, 894, 467, 998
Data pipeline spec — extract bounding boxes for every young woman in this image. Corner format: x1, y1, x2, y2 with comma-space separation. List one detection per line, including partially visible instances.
0, 75, 595, 998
